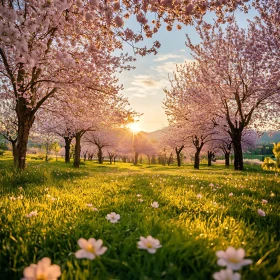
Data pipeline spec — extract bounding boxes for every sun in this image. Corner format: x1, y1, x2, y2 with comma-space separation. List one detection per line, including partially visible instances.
128, 122, 141, 133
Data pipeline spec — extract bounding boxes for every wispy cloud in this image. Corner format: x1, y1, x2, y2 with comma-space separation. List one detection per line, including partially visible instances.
124, 55, 195, 99
153, 54, 184, 62
127, 75, 169, 98
152, 58, 195, 77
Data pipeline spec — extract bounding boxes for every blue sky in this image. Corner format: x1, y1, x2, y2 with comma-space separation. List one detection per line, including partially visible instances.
118, 7, 258, 132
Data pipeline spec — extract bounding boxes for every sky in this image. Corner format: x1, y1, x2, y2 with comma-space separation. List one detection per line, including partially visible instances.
117, 7, 258, 132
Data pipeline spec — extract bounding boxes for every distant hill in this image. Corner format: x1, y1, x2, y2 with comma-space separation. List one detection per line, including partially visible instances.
258, 132, 280, 144
142, 129, 280, 144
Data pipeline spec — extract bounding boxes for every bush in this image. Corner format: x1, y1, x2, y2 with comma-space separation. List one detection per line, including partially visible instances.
261, 157, 276, 170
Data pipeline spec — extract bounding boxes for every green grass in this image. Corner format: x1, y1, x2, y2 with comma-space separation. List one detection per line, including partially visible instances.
0, 153, 279, 280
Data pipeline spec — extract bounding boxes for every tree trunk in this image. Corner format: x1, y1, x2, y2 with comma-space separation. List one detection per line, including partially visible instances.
64, 137, 72, 163
232, 128, 243, 170
73, 132, 82, 168
208, 151, 214, 167
176, 151, 181, 167
97, 146, 103, 164
194, 149, 201, 169
134, 152, 139, 165
175, 146, 184, 167
225, 152, 230, 167
109, 155, 113, 164
14, 113, 35, 170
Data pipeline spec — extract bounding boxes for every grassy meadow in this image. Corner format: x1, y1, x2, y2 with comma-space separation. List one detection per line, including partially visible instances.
0, 152, 279, 280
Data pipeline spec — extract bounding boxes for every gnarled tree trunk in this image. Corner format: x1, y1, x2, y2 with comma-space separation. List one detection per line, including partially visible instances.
194, 149, 201, 169
97, 146, 103, 164
134, 152, 139, 165
175, 145, 184, 167
225, 152, 230, 167
14, 109, 35, 170
232, 128, 243, 170
64, 137, 72, 163
207, 151, 214, 167
73, 132, 82, 168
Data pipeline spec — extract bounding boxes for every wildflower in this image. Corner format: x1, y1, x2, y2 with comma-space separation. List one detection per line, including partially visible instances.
44, 188, 49, 192
257, 209, 266, 216
75, 238, 107, 260
25, 211, 37, 218
270, 192, 275, 197
229, 193, 233, 197
213, 269, 241, 280
261, 199, 268, 204
22, 257, 61, 280
209, 183, 214, 187
196, 194, 202, 199
91, 207, 98, 211
216, 246, 253, 270
10, 196, 16, 201
86, 203, 93, 207
106, 212, 120, 223
136, 194, 141, 197
137, 236, 162, 254
139, 199, 144, 203
18, 195, 23, 200
19, 186, 23, 191
151, 201, 159, 208
51, 197, 57, 201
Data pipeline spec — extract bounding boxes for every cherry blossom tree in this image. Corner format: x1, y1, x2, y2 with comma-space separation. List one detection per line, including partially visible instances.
164, 65, 219, 169
160, 126, 188, 167
164, 20, 280, 171
0, 0, 252, 171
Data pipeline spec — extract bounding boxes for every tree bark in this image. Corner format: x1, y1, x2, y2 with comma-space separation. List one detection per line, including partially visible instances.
14, 112, 35, 170
194, 148, 201, 169
232, 128, 243, 170
175, 146, 184, 167
208, 151, 214, 167
64, 137, 72, 163
97, 146, 103, 164
225, 152, 230, 167
73, 132, 82, 168
109, 155, 113, 164
134, 152, 139, 165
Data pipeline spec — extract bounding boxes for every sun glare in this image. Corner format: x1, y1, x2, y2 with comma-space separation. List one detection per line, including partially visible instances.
128, 123, 141, 133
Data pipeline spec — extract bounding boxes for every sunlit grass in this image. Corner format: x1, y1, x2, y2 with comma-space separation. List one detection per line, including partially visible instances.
0, 154, 279, 279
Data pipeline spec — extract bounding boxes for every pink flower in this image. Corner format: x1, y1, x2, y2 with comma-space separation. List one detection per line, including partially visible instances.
106, 212, 120, 223
257, 209, 265, 216
151, 201, 159, 208
261, 199, 268, 204
22, 257, 61, 280
75, 238, 107, 260
137, 236, 162, 254
216, 246, 252, 270
213, 269, 241, 280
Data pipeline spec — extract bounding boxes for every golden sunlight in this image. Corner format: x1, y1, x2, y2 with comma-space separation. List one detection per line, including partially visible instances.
128, 122, 141, 133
